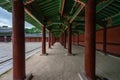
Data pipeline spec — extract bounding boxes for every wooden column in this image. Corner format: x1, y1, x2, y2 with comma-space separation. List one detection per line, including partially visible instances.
50, 33, 52, 48
48, 32, 51, 48
61, 33, 64, 46
51, 34, 54, 46
64, 30, 66, 48
51, 34, 53, 45
42, 26, 46, 54
53, 35, 55, 45
54, 37, 56, 43
77, 33, 79, 46
52, 34, 53, 45
103, 27, 107, 54
13, 0, 25, 79
85, 0, 96, 80
60, 36, 62, 45
67, 24, 72, 55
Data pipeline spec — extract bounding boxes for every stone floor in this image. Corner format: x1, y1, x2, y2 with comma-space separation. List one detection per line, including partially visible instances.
0, 43, 120, 80
0, 42, 42, 62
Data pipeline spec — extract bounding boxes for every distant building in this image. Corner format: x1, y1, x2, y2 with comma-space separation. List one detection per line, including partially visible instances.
0, 27, 48, 42
0, 27, 12, 42
25, 33, 48, 42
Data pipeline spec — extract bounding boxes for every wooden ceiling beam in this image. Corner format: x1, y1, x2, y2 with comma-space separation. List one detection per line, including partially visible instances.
60, 0, 66, 16
39, 1, 58, 9
0, 2, 9, 6
69, 0, 85, 24
24, 8, 44, 27
96, 0, 114, 13
24, 0, 34, 5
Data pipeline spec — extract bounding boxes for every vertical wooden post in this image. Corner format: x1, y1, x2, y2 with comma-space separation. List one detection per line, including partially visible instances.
48, 32, 51, 48
60, 35, 62, 45
67, 23, 72, 55
103, 27, 107, 54
13, 0, 25, 79
64, 30, 66, 48
50, 33, 52, 47
52, 34, 54, 46
62, 33, 64, 46
42, 26, 46, 55
77, 33, 79, 46
50, 33, 53, 48
85, 0, 96, 80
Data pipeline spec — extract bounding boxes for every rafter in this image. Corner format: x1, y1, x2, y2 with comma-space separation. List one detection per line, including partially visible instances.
70, 2, 77, 14
96, 0, 114, 13
40, 3, 59, 11
104, 12, 120, 21
69, 0, 85, 24
39, 1, 58, 9
38, 0, 53, 6
60, 0, 65, 16
0, 2, 9, 5
24, 8, 44, 27
24, 0, 34, 5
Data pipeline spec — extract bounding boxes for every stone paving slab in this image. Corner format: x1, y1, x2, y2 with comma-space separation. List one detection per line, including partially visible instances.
0, 42, 42, 62
0, 43, 120, 80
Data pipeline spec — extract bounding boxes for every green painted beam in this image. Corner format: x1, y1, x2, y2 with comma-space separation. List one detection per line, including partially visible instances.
38, 0, 54, 6
41, 10, 59, 15
0, 0, 7, 2
100, 10, 112, 16
111, 3, 120, 9
108, 6, 119, 13
25, 8, 44, 27
0, 2, 9, 6
70, 1, 77, 14
25, 3, 45, 23
69, 3, 85, 23
40, 4, 59, 11
96, 0, 113, 13
41, 7, 59, 13
104, 12, 120, 20
59, 0, 62, 12
104, 8, 117, 14
38, 0, 59, 9
43, 10, 58, 16
98, 13, 108, 17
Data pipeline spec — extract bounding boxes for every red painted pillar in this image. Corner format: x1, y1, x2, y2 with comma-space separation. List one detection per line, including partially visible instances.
52, 35, 53, 45
42, 26, 46, 54
60, 36, 62, 45
85, 0, 96, 80
54, 37, 56, 43
51, 34, 54, 46
64, 30, 66, 48
103, 27, 107, 55
77, 33, 79, 46
53, 36, 55, 45
67, 24, 72, 54
62, 33, 64, 45
50, 33, 52, 47
48, 32, 51, 48
53, 35, 55, 45
13, 0, 26, 79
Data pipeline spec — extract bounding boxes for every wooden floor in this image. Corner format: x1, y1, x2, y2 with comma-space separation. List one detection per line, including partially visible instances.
0, 43, 120, 80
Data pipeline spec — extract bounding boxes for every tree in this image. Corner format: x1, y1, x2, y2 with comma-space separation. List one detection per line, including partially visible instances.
25, 27, 41, 34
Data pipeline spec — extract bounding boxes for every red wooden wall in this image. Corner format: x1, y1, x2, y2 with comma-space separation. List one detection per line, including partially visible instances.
0, 37, 49, 42
0, 36, 11, 42
25, 37, 48, 42
72, 26, 120, 57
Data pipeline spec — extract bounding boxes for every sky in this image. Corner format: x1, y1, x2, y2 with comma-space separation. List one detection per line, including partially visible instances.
0, 7, 33, 29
